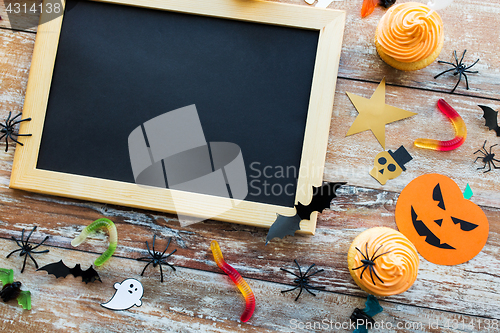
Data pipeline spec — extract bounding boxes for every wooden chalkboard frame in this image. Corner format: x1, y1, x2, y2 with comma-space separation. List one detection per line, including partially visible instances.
10, 0, 345, 234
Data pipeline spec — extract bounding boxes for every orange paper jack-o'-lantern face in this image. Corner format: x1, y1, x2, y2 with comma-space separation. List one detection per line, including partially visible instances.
395, 174, 489, 265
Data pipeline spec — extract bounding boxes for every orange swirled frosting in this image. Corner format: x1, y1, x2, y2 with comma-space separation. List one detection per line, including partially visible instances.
351, 228, 419, 296
376, 2, 444, 63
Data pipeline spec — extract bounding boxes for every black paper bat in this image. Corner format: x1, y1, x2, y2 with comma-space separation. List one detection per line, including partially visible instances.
266, 214, 302, 245
37, 260, 101, 284
266, 182, 346, 244
478, 105, 500, 136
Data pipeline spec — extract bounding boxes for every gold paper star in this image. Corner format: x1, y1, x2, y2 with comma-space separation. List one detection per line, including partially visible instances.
346, 78, 417, 149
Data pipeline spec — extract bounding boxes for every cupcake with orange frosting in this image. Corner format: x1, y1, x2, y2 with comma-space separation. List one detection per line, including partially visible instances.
375, 2, 444, 71
347, 227, 419, 296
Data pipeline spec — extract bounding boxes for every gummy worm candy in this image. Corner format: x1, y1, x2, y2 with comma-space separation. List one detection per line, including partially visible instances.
361, 0, 377, 18
210, 240, 255, 322
414, 99, 467, 151
71, 218, 117, 266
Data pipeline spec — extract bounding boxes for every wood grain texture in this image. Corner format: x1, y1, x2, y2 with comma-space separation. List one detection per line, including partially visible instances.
0, 0, 40, 32
313, 0, 500, 100
325, 79, 500, 208
1, 0, 499, 99
0, 0, 499, 332
0, 182, 497, 320
0, 28, 35, 115
334, 0, 500, 100
0, 238, 494, 333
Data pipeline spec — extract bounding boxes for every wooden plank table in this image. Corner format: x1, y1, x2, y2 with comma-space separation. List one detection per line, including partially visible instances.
0, 0, 499, 332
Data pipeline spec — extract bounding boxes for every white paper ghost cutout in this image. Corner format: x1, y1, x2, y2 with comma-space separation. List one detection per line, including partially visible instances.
101, 278, 144, 311
427, 0, 453, 10
315, 0, 336, 8
304, 0, 343, 7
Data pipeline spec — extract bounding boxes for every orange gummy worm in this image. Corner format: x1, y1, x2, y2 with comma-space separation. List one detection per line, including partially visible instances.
210, 240, 255, 322
414, 99, 467, 151
361, 0, 377, 18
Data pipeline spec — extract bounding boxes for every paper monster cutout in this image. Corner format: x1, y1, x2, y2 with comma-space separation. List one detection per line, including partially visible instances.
370, 146, 412, 185
396, 174, 489, 265
37, 260, 101, 284
478, 105, 500, 137
463, 184, 473, 200
346, 78, 417, 149
351, 294, 383, 333
266, 182, 345, 244
0, 268, 31, 310
101, 278, 144, 311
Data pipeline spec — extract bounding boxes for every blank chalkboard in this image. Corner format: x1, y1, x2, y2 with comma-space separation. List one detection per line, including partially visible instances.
11, 0, 345, 234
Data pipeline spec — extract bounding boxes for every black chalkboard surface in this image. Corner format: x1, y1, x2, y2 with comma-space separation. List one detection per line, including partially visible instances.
12, 0, 345, 233
37, 0, 318, 208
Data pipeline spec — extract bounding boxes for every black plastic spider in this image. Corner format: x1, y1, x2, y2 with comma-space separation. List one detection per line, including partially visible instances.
0, 111, 32, 152
280, 259, 325, 301
474, 140, 500, 173
434, 50, 479, 94
351, 243, 390, 286
137, 235, 177, 282
6, 226, 49, 273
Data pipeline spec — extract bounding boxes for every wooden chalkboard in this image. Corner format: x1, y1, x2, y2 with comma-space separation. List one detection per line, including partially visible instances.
11, 0, 345, 234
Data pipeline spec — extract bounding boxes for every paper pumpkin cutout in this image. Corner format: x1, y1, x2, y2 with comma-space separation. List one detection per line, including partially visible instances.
396, 174, 489, 265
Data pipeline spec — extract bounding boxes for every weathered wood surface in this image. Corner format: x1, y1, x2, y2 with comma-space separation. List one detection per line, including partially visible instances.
1, 0, 500, 99
0, 28, 34, 114
0, 182, 498, 331
0, 239, 494, 333
0, 0, 500, 332
326, 79, 500, 208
